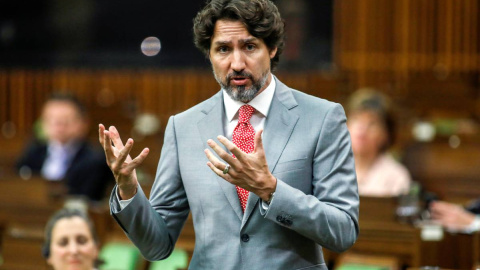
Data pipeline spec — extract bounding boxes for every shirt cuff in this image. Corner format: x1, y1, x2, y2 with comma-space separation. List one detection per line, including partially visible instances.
261, 200, 270, 210
464, 215, 480, 233
259, 192, 275, 215
116, 188, 135, 210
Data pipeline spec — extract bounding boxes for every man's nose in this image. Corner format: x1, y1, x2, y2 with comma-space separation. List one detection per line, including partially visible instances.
230, 50, 246, 72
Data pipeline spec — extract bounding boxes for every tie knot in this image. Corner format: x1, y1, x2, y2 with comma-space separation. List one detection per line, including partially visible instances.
238, 105, 255, 123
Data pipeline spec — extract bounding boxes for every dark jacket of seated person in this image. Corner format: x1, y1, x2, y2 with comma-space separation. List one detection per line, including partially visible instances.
17, 139, 112, 202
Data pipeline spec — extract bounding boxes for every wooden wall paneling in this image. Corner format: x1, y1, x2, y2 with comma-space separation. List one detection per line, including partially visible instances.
139, 70, 155, 115
444, 0, 453, 69
32, 70, 46, 129
426, 0, 436, 71
332, 0, 341, 69
461, 0, 468, 71
154, 71, 169, 124
11, 71, 25, 135
0, 70, 8, 126
179, 71, 194, 112
474, 0, 479, 71
410, 0, 419, 70
452, 1, 460, 70
463, 0, 471, 71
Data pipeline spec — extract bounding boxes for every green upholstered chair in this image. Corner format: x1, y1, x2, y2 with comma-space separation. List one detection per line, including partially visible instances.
148, 249, 189, 270
99, 242, 141, 270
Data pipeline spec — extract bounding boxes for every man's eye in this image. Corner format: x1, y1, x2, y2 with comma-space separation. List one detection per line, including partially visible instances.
246, 44, 255, 51
218, 46, 229, 53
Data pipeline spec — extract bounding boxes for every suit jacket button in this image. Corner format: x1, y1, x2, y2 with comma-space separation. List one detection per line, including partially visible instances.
241, 234, 250, 242
276, 216, 284, 223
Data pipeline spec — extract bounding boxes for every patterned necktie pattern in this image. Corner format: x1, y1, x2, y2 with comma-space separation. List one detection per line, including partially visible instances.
232, 104, 256, 212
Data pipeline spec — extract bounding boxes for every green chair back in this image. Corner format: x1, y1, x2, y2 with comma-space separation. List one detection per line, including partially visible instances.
337, 265, 390, 270
99, 242, 140, 270
148, 249, 188, 270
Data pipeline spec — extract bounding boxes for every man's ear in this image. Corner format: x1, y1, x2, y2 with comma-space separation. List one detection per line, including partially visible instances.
269, 47, 278, 59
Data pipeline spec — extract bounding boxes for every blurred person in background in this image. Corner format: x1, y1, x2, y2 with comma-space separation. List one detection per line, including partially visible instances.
43, 208, 101, 270
430, 199, 480, 233
347, 89, 411, 197
16, 93, 113, 202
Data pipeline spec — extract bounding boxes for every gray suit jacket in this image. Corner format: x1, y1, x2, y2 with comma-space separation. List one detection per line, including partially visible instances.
110, 78, 359, 270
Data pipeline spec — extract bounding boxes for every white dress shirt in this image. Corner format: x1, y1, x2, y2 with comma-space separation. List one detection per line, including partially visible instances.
41, 141, 78, 181
119, 74, 276, 209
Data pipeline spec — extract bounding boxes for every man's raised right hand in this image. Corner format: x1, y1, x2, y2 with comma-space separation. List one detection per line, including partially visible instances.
99, 124, 150, 200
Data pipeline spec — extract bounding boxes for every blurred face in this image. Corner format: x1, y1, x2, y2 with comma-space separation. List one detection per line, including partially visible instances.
348, 111, 388, 158
209, 20, 277, 103
42, 101, 86, 144
47, 216, 98, 270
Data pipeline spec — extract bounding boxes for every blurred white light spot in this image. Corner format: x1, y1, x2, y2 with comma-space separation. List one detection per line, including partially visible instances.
134, 113, 160, 136
1, 121, 16, 139
19, 166, 32, 180
141, 36, 161, 56
448, 135, 461, 149
412, 121, 435, 142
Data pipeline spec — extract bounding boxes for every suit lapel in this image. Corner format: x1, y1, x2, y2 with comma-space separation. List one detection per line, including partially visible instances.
197, 91, 243, 221
242, 77, 299, 227
262, 78, 299, 173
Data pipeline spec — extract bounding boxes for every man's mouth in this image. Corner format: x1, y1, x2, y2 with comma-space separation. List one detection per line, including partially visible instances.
230, 76, 249, 85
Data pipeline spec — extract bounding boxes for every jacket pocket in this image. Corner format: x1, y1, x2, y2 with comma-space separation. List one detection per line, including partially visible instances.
274, 157, 307, 173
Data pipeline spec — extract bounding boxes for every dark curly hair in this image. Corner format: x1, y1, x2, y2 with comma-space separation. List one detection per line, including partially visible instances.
193, 0, 285, 70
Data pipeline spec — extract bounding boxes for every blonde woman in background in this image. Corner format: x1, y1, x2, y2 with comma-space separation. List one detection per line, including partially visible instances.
347, 89, 411, 197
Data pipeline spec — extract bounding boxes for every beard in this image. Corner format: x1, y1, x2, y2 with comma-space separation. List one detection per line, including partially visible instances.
213, 70, 269, 103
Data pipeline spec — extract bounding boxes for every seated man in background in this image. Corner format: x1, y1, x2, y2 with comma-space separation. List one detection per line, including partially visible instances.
346, 89, 412, 197
16, 93, 113, 202
430, 199, 480, 233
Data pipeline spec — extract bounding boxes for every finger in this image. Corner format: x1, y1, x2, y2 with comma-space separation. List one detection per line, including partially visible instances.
109, 126, 125, 149
123, 148, 150, 171
204, 148, 229, 171
99, 124, 105, 146
253, 129, 264, 154
116, 138, 135, 166
206, 161, 234, 184
103, 130, 116, 162
208, 138, 238, 165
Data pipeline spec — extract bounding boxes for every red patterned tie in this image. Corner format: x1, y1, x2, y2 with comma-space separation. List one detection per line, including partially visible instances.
232, 105, 255, 212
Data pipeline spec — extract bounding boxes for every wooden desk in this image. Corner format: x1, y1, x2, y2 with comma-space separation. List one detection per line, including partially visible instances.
328, 196, 480, 269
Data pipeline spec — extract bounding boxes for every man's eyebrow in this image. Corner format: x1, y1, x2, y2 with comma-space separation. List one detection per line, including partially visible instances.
239, 37, 259, 44
212, 37, 259, 46
213, 41, 232, 46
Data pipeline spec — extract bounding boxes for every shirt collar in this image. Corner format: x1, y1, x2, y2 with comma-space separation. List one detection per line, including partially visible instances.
47, 139, 80, 155
223, 74, 276, 122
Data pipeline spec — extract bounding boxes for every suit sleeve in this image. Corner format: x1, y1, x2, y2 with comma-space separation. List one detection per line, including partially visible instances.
466, 199, 480, 215
109, 116, 190, 261
262, 103, 359, 252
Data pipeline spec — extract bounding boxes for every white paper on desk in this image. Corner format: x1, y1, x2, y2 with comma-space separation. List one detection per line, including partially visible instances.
421, 223, 444, 241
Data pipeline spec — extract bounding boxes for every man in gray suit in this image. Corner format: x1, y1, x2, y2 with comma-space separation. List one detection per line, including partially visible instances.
99, 0, 359, 269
